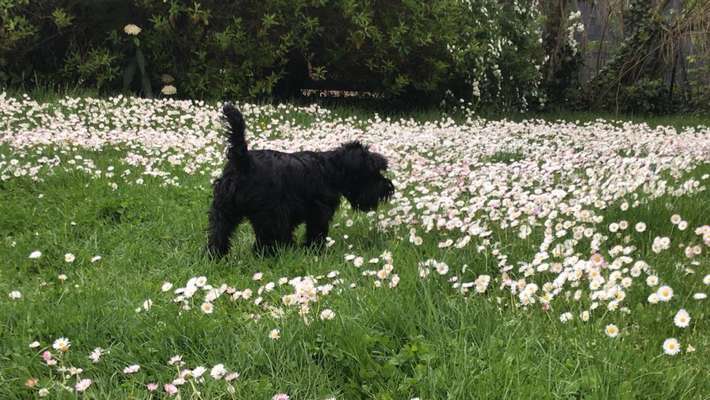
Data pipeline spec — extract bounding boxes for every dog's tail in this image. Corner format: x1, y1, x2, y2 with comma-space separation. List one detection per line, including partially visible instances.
222, 103, 249, 170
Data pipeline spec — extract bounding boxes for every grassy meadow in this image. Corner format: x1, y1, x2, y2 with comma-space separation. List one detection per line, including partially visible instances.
1, 93, 709, 399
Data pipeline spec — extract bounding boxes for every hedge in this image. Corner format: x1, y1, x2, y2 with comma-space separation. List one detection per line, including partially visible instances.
1, 0, 545, 109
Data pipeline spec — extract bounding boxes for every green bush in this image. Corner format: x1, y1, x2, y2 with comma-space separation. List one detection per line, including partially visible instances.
446, 0, 545, 110
685, 54, 710, 114
1, 0, 545, 109
618, 79, 674, 115
1, 1, 131, 87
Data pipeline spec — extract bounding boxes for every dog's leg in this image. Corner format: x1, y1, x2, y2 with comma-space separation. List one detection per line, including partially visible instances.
251, 212, 295, 256
207, 205, 243, 259
305, 206, 335, 249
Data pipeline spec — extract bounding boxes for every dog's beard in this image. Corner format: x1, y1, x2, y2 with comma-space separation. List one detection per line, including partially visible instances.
346, 178, 394, 211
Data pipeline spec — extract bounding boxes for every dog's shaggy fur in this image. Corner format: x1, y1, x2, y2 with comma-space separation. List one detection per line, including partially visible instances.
207, 104, 394, 257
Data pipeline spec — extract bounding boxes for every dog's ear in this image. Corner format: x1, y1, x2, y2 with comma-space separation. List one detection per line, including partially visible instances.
340, 141, 387, 173
366, 152, 388, 172
342, 141, 367, 153
339, 141, 367, 173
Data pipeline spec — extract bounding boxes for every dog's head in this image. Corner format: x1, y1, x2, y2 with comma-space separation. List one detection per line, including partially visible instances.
336, 141, 394, 211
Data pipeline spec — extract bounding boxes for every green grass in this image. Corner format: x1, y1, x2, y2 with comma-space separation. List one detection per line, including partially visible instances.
1, 98, 709, 399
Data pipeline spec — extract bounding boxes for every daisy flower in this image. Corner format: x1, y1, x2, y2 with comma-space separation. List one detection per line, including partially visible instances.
75, 379, 92, 392
656, 285, 673, 302
210, 364, 227, 380
168, 355, 183, 366
123, 24, 141, 35
161, 85, 177, 96
436, 262, 449, 275
673, 309, 690, 328
164, 383, 178, 395
662, 338, 681, 355
320, 309, 336, 320
89, 347, 103, 363
53, 337, 71, 352
605, 324, 619, 338
590, 253, 605, 267
123, 364, 140, 374
195, 276, 207, 287
559, 312, 573, 323
192, 366, 207, 378
201, 302, 214, 314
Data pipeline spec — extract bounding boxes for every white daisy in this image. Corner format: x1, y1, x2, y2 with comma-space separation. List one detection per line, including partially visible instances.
673, 309, 690, 328
662, 338, 681, 355
123, 24, 141, 35
656, 285, 673, 302
52, 337, 71, 352
123, 364, 141, 374
320, 309, 336, 320
605, 324, 619, 338
210, 364, 227, 380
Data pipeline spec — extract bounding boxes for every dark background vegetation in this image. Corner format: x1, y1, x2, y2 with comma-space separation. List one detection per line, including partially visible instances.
1, 0, 708, 114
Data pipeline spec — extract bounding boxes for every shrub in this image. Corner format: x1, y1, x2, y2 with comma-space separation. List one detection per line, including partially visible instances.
446, 0, 545, 110
1, 0, 545, 110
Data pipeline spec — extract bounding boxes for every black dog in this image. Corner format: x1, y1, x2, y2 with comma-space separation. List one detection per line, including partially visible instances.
207, 104, 394, 257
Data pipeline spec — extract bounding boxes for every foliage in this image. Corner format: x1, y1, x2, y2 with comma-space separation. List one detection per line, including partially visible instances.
446, 0, 545, 110
0, 0, 545, 109
580, 0, 710, 114
1, 0, 707, 114
62, 47, 120, 92
540, 0, 584, 106
614, 78, 673, 114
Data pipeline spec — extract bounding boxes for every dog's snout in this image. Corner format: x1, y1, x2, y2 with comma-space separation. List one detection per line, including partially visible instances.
384, 180, 395, 197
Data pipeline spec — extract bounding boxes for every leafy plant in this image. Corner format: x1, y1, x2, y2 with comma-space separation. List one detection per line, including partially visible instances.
63, 47, 119, 92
